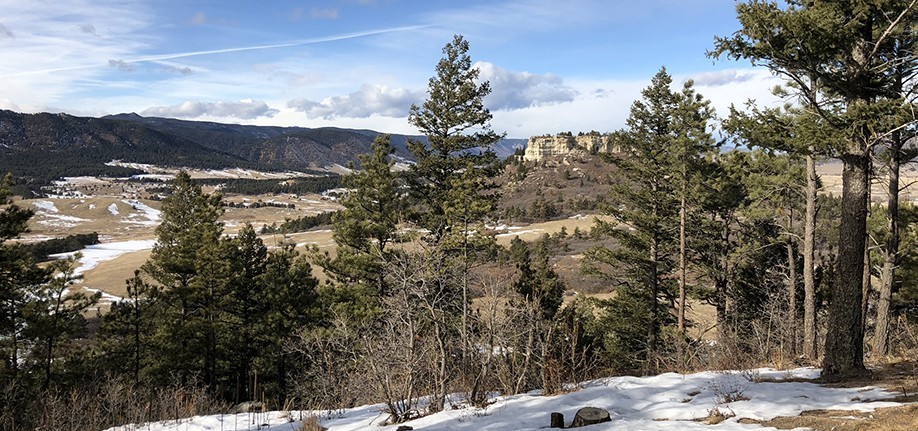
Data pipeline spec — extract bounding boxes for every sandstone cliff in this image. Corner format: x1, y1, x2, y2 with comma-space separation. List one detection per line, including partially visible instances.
522, 132, 617, 161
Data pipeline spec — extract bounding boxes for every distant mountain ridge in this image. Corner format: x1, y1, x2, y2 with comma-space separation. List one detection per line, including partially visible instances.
0, 109, 526, 194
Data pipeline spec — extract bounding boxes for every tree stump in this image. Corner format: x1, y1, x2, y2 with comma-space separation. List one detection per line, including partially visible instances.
570, 407, 611, 428
550, 412, 565, 428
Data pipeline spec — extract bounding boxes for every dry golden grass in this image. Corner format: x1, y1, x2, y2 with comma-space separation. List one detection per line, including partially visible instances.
817, 160, 918, 202
78, 250, 152, 298
297, 415, 326, 431
492, 216, 607, 246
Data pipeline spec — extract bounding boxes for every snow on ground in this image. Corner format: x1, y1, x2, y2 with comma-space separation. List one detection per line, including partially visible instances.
102, 367, 907, 431
50, 239, 156, 276
131, 174, 174, 181
121, 199, 161, 226
82, 286, 128, 309
31, 200, 90, 227
108, 203, 120, 215
107, 161, 158, 171
109, 160, 314, 180
32, 200, 59, 213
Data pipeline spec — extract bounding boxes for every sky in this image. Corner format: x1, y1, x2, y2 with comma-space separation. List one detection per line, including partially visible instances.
0, 0, 786, 138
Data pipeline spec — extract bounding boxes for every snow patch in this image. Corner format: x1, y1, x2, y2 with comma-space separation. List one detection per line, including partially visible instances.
82, 287, 127, 307
120, 200, 161, 226
102, 367, 904, 431
51, 239, 156, 276
32, 200, 59, 213
32, 200, 90, 227
107, 203, 119, 215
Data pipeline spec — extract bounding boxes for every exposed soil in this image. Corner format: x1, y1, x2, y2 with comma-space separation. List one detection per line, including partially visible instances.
748, 360, 918, 431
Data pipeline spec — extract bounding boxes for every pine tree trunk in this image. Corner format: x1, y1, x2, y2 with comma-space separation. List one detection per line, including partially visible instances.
715, 277, 728, 340
803, 153, 818, 361
716, 222, 730, 341
860, 177, 871, 332
678, 191, 687, 334
649, 237, 659, 356
822, 153, 869, 381
874, 130, 900, 357
133, 300, 141, 384
648, 194, 660, 357
786, 229, 797, 357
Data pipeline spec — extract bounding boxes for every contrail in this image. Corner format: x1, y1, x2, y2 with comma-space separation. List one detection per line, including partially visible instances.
3, 24, 431, 78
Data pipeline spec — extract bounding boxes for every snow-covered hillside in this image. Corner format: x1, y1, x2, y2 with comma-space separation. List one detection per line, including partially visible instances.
104, 367, 905, 431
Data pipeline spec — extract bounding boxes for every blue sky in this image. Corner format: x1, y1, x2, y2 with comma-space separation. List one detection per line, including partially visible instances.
0, 0, 783, 138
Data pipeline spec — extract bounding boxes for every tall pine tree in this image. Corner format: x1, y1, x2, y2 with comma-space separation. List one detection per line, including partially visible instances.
713, 0, 917, 380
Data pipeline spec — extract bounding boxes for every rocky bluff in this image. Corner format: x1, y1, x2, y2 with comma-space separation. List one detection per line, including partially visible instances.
522, 132, 618, 162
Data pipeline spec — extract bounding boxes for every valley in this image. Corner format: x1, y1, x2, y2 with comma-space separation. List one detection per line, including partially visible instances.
20, 156, 918, 318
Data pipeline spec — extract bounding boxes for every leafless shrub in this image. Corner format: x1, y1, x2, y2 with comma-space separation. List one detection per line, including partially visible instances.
10, 374, 229, 431
297, 415, 326, 431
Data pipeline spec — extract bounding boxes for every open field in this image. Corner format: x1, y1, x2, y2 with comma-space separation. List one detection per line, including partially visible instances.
20, 158, 914, 314
817, 159, 918, 203
19, 181, 608, 309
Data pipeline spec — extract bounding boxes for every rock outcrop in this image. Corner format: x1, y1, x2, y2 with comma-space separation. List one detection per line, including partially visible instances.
522, 132, 617, 162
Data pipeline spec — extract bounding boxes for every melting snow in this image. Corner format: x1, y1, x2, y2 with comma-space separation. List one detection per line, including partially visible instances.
121, 199, 161, 226
32, 200, 59, 213
108, 203, 120, 215
32, 200, 89, 227
102, 367, 905, 431
51, 239, 156, 276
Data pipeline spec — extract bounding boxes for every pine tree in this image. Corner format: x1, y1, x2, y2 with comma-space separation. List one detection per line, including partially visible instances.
0, 173, 45, 380
691, 152, 749, 338
874, 35, 918, 357
406, 34, 503, 394
258, 243, 318, 406
141, 171, 225, 385
723, 104, 836, 360
96, 270, 154, 383
22, 256, 98, 389
584, 69, 681, 371
712, 0, 918, 381
670, 78, 717, 333
322, 134, 402, 297
222, 224, 268, 402
407, 34, 502, 244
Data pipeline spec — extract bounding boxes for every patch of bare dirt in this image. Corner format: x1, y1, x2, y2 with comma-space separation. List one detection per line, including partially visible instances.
750, 361, 918, 431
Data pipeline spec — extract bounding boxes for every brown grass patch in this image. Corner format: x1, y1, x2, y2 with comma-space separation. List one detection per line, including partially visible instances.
759, 404, 918, 431
750, 360, 918, 431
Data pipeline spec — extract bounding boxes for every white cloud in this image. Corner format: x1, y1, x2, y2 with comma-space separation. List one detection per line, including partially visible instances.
688, 69, 756, 87
0, 0, 150, 112
475, 61, 578, 110
142, 99, 279, 120
287, 85, 423, 119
